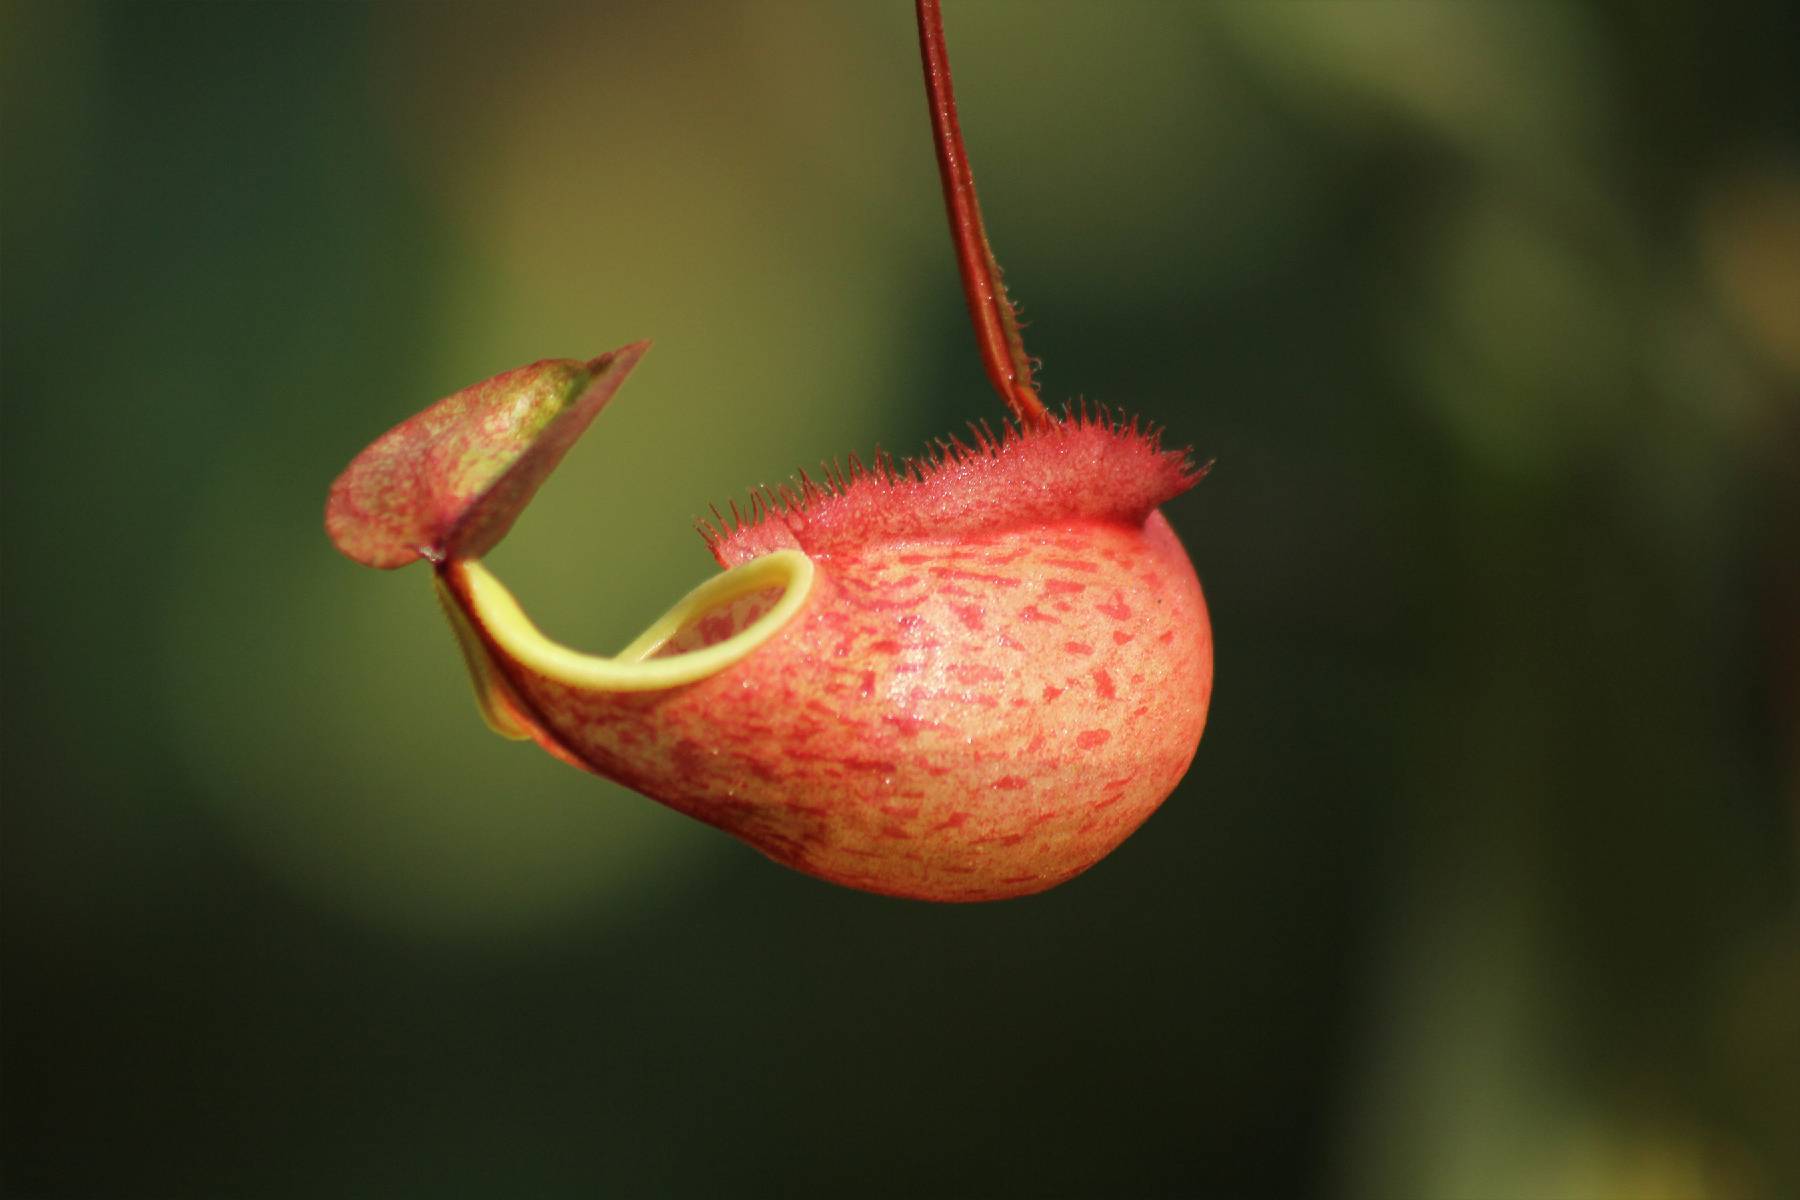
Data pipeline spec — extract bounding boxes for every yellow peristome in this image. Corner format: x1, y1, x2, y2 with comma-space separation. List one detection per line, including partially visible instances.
438, 551, 815, 708
435, 575, 536, 739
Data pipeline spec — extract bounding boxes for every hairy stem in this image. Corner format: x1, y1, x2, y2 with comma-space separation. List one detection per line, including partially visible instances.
915, 0, 1050, 427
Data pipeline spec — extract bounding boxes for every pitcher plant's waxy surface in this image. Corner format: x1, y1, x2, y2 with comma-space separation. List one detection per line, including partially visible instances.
324, 0, 1213, 900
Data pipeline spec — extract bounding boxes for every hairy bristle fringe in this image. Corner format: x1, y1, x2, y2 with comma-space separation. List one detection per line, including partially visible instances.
694, 405, 1201, 544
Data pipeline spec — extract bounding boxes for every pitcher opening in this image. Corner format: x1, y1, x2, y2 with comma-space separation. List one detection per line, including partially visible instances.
434, 550, 816, 738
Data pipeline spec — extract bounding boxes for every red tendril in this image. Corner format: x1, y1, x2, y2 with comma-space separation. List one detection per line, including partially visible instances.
915, 0, 1051, 428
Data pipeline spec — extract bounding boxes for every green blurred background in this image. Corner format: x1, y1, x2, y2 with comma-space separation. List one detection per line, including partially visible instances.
4, 2, 1796, 1196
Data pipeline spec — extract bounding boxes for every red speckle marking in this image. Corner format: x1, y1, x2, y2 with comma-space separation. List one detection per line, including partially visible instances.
1097, 595, 1132, 621
868, 639, 902, 654
1063, 641, 1094, 657
932, 566, 1021, 588
858, 670, 875, 699
847, 586, 929, 613
1045, 579, 1087, 595
1019, 605, 1059, 624
1076, 729, 1111, 749
1092, 669, 1116, 700
951, 604, 984, 632
1112, 630, 1134, 645
879, 826, 914, 840
929, 811, 969, 832
883, 713, 932, 737
743, 759, 782, 784
1042, 685, 1064, 701
1156, 629, 1174, 644
992, 775, 1028, 790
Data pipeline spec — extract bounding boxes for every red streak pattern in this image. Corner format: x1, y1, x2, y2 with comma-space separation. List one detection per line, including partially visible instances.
448, 417, 1212, 901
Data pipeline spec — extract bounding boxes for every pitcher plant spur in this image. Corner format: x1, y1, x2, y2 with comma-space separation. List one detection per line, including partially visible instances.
326, 1, 1213, 901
